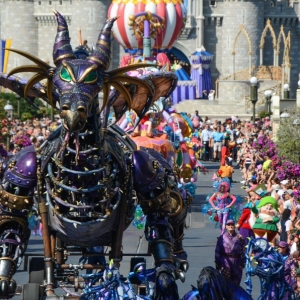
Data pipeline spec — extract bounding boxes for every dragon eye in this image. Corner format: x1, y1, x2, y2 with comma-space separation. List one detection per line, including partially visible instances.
84, 70, 97, 83
60, 67, 72, 82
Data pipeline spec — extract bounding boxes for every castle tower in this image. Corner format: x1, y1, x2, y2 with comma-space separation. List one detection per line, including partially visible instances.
34, 0, 111, 65
204, 0, 264, 82
221, 0, 264, 78
0, 0, 37, 73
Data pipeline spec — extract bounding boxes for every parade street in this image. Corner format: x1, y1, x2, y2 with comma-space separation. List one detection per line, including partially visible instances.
13, 160, 260, 299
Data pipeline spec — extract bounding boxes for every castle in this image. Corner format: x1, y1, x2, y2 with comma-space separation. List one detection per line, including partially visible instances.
0, 0, 299, 100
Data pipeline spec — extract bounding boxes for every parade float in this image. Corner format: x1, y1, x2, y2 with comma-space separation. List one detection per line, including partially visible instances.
0, 8, 198, 298
108, 0, 198, 105
108, 0, 207, 186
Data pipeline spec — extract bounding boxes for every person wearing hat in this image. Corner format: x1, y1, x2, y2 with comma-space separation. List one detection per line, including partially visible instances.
249, 196, 280, 242
215, 219, 246, 285
277, 241, 297, 291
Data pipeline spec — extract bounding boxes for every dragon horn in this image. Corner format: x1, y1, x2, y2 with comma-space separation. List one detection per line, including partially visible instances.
52, 10, 75, 67
88, 16, 119, 70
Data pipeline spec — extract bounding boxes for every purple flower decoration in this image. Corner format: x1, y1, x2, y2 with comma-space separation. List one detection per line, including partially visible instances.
252, 135, 300, 201
12, 135, 32, 149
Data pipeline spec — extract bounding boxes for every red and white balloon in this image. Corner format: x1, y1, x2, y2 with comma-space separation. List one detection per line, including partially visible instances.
108, 0, 187, 51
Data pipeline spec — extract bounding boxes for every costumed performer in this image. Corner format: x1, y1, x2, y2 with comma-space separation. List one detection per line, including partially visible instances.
245, 238, 298, 299
131, 112, 154, 138
236, 202, 255, 239
157, 53, 171, 72
218, 158, 234, 184
215, 219, 246, 285
209, 181, 237, 234
249, 196, 279, 242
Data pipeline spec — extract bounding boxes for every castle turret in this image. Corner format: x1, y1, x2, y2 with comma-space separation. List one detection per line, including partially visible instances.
0, 0, 37, 73
34, 0, 111, 66
204, 0, 264, 80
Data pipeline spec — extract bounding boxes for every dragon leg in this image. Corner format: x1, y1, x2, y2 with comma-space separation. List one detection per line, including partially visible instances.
133, 150, 191, 299
145, 213, 179, 300
0, 147, 37, 297
0, 213, 31, 298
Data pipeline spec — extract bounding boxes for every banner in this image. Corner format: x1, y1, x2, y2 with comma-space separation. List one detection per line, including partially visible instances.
1, 39, 12, 92
2, 39, 12, 73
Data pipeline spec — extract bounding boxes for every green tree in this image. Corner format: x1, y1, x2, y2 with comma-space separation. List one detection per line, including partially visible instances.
0, 92, 47, 120
276, 107, 300, 164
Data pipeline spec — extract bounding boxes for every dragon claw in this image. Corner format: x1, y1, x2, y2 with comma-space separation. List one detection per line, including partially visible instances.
177, 271, 185, 283
155, 264, 179, 299
0, 279, 16, 298
181, 261, 189, 273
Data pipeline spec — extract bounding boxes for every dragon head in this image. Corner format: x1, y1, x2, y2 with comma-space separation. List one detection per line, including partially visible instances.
52, 11, 116, 133
4, 11, 177, 138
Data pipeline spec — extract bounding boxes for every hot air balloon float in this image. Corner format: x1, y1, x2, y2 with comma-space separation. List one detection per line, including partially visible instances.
109, 0, 207, 185
108, 0, 197, 104
108, 0, 187, 56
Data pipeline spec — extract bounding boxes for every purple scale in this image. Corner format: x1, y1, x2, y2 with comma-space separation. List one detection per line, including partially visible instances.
132, 150, 164, 193
4, 145, 37, 188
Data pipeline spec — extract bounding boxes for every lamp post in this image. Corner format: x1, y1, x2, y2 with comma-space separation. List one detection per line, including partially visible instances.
250, 77, 258, 123
17, 97, 21, 119
264, 90, 272, 115
297, 80, 300, 109
4, 101, 14, 151
283, 83, 290, 99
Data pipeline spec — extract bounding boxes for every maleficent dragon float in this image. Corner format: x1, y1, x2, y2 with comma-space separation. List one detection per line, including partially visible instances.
0, 11, 192, 299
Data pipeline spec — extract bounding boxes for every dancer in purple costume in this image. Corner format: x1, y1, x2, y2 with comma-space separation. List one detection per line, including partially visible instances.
209, 181, 236, 234
215, 219, 246, 285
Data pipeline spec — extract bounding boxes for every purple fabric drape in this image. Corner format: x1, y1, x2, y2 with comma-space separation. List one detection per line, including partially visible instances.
202, 63, 212, 95
190, 57, 212, 99
170, 82, 196, 104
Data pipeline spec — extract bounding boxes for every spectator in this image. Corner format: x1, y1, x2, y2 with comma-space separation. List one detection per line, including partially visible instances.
280, 209, 292, 243
210, 125, 224, 162
208, 89, 215, 101
191, 110, 203, 123
200, 124, 211, 161
262, 155, 272, 175
291, 235, 300, 254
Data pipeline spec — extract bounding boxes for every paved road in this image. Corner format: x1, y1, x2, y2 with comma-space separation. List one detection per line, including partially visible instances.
13, 160, 261, 299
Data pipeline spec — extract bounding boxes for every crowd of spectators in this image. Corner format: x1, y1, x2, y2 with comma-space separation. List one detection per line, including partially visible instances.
2, 110, 300, 295
189, 111, 300, 296
0, 115, 62, 156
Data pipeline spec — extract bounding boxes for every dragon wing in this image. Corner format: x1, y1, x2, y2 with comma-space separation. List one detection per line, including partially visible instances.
0, 73, 59, 109
0, 48, 58, 108
106, 72, 177, 125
